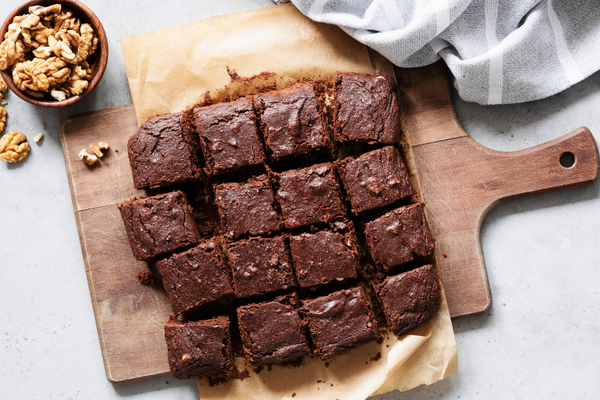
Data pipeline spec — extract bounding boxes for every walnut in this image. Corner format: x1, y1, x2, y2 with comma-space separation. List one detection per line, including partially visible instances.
0, 131, 30, 163
48, 34, 76, 63
0, 75, 6, 100
32, 46, 53, 59
54, 11, 80, 33
20, 14, 41, 30
90, 141, 109, 157
50, 87, 69, 101
29, 4, 62, 21
32, 26, 55, 45
13, 60, 49, 92
34, 133, 43, 142
77, 24, 95, 62
0, 107, 6, 133
63, 77, 88, 95
78, 148, 97, 165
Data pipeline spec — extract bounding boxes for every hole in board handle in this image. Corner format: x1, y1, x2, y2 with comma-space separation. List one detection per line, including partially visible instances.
559, 152, 576, 168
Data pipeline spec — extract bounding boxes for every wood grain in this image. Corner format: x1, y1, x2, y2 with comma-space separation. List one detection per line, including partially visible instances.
396, 62, 599, 318
60, 63, 599, 383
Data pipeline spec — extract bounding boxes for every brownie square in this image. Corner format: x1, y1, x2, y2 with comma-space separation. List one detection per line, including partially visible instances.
375, 264, 441, 337
226, 236, 296, 298
339, 146, 415, 214
301, 287, 379, 360
193, 97, 265, 175
237, 294, 310, 365
289, 220, 359, 288
254, 84, 330, 162
127, 112, 202, 190
214, 175, 280, 240
275, 163, 346, 229
118, 191, 200, 261
164, 316, 233, 380
334, 72, 400, 145
155, 238, 233, 314
364, 203, 434, 271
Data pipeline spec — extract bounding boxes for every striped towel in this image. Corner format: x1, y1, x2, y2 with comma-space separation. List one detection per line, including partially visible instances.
274, 0, 600, 105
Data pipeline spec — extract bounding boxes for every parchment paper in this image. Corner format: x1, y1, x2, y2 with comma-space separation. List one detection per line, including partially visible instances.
120, 4, 457, 399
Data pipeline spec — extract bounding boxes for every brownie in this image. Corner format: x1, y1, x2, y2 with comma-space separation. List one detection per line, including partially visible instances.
375, 264, 441, 337
155, 238, 233, 314
334, 72, 400, 145
302, 287, 378, 360
275, 163, 346, 229
237, 294, 310, 365
253, 84, 330, 162
118, 191, 200, 261
364, 203, 434, 271
164, 316, 233, 380
214, 175, 280, 240
127, 112, 202, 190
193, 97, 265, 175
226, 236, 296, 298
339, 146, 415, 214
289, 220, 359, 288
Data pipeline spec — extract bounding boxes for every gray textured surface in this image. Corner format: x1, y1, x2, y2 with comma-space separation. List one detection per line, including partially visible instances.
1, 1, 599, 399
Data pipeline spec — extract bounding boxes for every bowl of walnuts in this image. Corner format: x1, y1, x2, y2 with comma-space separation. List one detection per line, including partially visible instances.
0, 0, 108, 107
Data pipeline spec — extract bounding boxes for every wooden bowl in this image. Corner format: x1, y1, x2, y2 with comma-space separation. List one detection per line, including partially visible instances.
0, 0, 108, 107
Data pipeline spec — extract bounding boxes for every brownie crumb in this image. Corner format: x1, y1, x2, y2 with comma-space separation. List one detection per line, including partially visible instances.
376, 337, 384, 344
137, 270, 155, 285
292, 393, 297, 398
371, 352, 382, 362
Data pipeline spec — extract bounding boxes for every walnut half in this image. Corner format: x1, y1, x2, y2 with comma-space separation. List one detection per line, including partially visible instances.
0, 131, 30, 163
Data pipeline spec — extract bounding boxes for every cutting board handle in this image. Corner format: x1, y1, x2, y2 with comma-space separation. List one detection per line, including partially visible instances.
396, 62, 599, 318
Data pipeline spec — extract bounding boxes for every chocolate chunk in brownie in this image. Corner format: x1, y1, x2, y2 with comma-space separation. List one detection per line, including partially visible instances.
193, 97, 265, 175
334, 72, 400, 145
226, 236, 296, 298
339, 146, 415, 214
127, 112, 202, 190
301, 287, 378, 360
214, 175, 280, 240
275, 163, 345, 229
289, 220, 359, 289
155, 238, 233, 314
164, 316, 233, 380
118, 191, 200, 261
363, 203, 434, 271
237, 294, 310, 365
253, 84, 330, 162
375, 264, 441, 337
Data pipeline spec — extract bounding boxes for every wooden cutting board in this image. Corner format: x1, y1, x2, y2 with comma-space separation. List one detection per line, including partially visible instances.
60, 62, 599, 384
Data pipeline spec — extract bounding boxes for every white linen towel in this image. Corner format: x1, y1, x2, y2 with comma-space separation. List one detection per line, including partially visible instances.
274, 0, 600, 105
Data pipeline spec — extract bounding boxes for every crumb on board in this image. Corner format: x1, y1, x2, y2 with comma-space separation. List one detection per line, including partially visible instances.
136, 270, 155, 285
34, 133, 43, 143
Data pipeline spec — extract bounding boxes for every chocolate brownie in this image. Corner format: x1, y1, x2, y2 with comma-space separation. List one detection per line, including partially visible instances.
254, 84, 330, 162
275, 163, 345, 229
339, 146, 415, 214
301, 287, 379, 360
334, 72, 400, 145
214, 175, 280, 240
226, 236, 296, 298
118, 191, 200, 261
375, 264, 441, 337
193, 97, 265, 175
127, 112, 202, 190
164, 316, 233, 380
237, 294, 310, 365
364, 203, 434, 271
289, 220, 359, 288
155, 238, 233, 314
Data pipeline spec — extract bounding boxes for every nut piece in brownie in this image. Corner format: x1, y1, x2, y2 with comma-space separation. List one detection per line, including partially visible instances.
364, 203, 434, 271
164, 316, 233, 380
214, 174, 280, 240
226, 236, 296, 298
339, 146, 415, 214
237, 293, 310, 365
334, 72, 400, 145
301, 287, 379, 360
118, 191, 200, 261
193, 97, 265, 175
155, 238, 233, 314
127, 112, 202, 190
275, 162, 345, 229
289, 220, 360, 289
254, 84, 330, 162
375, 264, 441, 337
